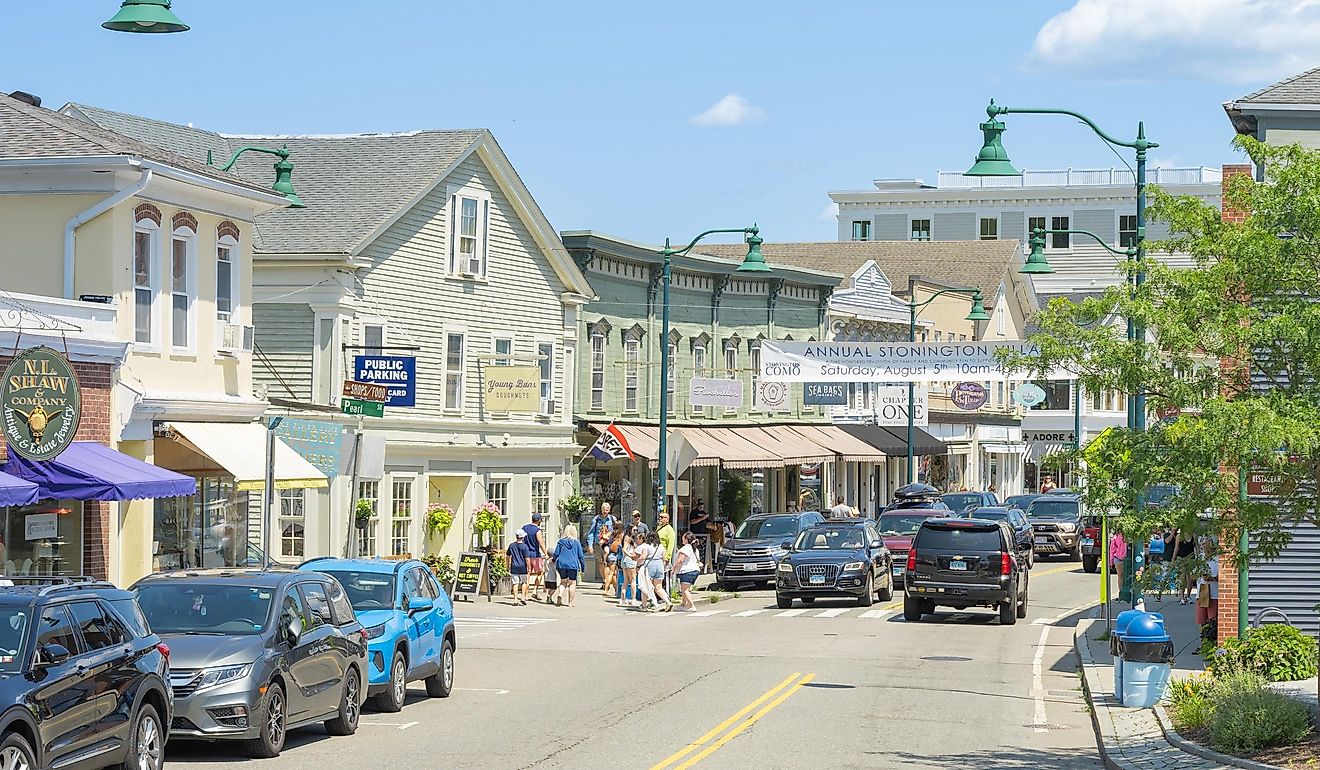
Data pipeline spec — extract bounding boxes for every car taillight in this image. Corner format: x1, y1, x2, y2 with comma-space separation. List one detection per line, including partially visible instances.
906, 550, 916, 572
1001, 552, 1011, 576
359, 629, 369, 645
156, 642, 170, 662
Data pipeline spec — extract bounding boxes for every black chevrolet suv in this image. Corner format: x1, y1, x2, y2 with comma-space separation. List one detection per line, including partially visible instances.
903, 518, 1029, 625
0, 577, 171, 770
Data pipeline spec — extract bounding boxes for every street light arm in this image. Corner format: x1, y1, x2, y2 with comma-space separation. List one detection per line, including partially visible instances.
215, 145, 290, 171
1036, 228, 1138, 258
662, 226, 759, 257
989, 104, 1158, 152
909, 286, 980, 312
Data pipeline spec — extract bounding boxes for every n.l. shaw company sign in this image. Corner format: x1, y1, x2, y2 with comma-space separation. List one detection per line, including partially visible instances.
2, 347, 81, 461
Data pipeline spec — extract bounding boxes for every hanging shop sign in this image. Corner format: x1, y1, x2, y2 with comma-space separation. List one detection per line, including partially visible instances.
342, 379, 388, 403
757, 381, 789, 410
759, 340, 1069, 384
273, 418, 343, 478
951, 382, 989, 410
1012, 382, 1047, 408
1, 346, 81, 461
688, 377, 744, 408
485, 365, 540, 412
353, 355, 416, 407
874, 385, 929, 427
803, 382, 847, 406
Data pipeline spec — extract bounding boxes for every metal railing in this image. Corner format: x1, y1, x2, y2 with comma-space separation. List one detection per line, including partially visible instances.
934, 166, 1221, 189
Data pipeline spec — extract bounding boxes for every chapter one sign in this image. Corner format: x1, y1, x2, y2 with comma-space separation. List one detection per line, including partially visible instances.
2, 347, 81, 461
759, 341, 1068, 384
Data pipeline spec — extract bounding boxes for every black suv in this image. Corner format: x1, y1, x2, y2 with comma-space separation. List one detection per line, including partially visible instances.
0, 577, 171, 770
715, 511, 825, 589
903, 518, 1029, 625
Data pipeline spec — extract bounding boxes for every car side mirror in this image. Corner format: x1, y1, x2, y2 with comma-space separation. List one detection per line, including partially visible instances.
35, 643, 70, 668
407, 596, 434, 614
870, 540, 882, 549
285, 615, 303, 645
780, 540, 794, 550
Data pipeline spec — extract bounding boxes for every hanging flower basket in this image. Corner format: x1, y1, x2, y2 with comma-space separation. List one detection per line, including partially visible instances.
354, 498, 374, 530
425, 503, 455, 539
472, 501, 504, 550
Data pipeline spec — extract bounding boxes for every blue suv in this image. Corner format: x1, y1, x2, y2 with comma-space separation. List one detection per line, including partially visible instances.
299, 558, 455, 712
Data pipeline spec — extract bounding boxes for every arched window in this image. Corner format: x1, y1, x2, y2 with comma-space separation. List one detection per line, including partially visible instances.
216, 221, 240, 324
170, 213, 198, 350
133, 206, 161, 345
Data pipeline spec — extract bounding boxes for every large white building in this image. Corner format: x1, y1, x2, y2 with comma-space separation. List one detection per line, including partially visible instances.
828, 166, 1222, 301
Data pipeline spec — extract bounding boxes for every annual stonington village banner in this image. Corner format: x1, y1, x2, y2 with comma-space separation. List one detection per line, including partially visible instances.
758, 340, 1072, 384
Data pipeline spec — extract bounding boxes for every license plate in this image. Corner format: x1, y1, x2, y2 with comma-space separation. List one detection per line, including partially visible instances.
948, 560, 967, 571
742, 563, 757, 571
809, 575, 826, 585
1035, 536, 1051, 544
1081, 538, 1094, 547
892, 566, 905, 576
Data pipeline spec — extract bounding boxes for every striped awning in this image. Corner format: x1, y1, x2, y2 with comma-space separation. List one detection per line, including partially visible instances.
1026, 442, 1070, 464
788, 425, 890, 463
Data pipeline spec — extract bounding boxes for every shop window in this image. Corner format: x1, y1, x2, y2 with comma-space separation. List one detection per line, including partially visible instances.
391, 478, 413, 556
487, 480, 509, 548
3, 502, 84, 577
279, 489, 305, 558
152, 478, 246, 571
357, 481, 379, 557
531, 478, 551, 521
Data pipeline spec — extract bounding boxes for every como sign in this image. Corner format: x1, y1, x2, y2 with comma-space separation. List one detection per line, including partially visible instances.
2, 347, 81, 461
759, 340, 1069, 384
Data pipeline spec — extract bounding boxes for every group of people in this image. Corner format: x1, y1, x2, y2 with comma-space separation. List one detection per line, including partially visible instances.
503, 513, 589, 608
588, 502, 706, 612
1108, 528, 1220, 634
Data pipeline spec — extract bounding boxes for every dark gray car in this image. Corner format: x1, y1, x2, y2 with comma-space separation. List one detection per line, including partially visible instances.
131, 569, 368, 758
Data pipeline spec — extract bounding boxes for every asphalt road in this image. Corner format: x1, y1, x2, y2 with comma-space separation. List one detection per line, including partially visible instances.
166, 561, 1103, 769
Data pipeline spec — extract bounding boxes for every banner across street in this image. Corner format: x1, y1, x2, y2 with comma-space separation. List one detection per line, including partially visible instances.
759, 340, 1070, 384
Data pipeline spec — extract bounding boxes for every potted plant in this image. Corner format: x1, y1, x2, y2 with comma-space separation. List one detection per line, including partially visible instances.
557, 494, 593, 524
487, 553, 511, 595
425, 503, 455, 540
421, 554, 456, 593
354, 498, 374, 530
472, 502, 504, 549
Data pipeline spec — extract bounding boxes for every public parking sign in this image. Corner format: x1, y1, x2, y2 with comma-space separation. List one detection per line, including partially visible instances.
353, 356, 416, 407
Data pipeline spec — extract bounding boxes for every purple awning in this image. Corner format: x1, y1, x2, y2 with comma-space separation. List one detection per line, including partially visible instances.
3, 442, 196, 502
0, 470, 38, 507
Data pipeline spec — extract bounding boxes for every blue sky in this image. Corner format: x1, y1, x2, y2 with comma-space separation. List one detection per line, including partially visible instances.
4, 1, 1316, 245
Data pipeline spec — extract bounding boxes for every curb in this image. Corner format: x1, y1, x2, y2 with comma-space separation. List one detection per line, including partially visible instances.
1074, 616, 1130, 770
1153, 704, 1287, 770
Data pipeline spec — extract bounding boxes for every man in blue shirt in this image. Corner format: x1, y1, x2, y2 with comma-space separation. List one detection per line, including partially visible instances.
588, 503, 615, 562
522, 513, 547, 602
507, 530, 532, 605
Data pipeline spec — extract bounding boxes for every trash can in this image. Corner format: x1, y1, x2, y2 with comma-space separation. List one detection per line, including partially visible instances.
1120, 613, 1175, 708
1112, 608, 1146, 697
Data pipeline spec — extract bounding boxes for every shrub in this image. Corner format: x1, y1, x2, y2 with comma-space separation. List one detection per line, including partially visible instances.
1168, 675, 1215, 731
1209, 625, 1319, 682
1208, 686, 1312, 755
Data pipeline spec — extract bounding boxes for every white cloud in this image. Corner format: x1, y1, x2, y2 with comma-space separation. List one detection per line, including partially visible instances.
1031, 0, 1320, 83
818, 202, 839, 221
689, 94, 766, 128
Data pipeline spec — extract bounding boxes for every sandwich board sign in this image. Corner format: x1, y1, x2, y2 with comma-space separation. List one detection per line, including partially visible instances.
453, 551, 491, 602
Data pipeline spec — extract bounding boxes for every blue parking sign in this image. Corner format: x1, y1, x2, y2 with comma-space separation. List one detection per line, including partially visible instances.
354, 355, 416, 407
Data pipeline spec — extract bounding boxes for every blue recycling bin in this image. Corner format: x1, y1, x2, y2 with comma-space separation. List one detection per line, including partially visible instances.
1112, 608, 1146, 697
1121, 614, 1175, 708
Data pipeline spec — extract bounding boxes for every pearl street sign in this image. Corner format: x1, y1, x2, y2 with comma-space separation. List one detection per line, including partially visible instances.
340, 397, 385, 418
1, 346, 81, 461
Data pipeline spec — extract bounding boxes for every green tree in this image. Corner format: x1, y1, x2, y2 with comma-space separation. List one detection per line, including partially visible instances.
1002, 136, 1320, 564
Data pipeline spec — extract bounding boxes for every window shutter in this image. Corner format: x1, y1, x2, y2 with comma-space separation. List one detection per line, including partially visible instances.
448, 194, 457, 274
480, 198, 490, 277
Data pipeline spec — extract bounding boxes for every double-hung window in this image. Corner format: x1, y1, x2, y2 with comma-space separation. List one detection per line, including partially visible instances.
216, 234, 237, 323
357, 481, 379, 557
531, 478, 551, 521
494, 338, 513, 366
445, 333, 465, 410
170, 224, 197, 350
1119, 215, 1138, 248
692, 343, 707, 416
133, 219, 158, 345
666, 341, 676, 414
279, 489, 305, 558
448, 187, 491, 278
1028, 215, 1046, 242
590, 332, 605, 410
724, 344, 738, 413
750, 343, 761, 409
979, 217, 998, 240
538, 342, 554, 415
391, 478, 413, 556
624, 339, 640, 412
1050, 216, 1070, 249
363, 324, 385, 356
910, 219, 931, 241
487, 481, 509, 548
851, 221, 871, 241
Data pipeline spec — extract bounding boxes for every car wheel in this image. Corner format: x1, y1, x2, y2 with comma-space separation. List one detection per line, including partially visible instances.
878, 572, 894, 602
1070, 544, 1082, 561
116, 702, 164, 770
1027, 549, 1035, 569
776, 594, 793, 609
245, 682, 287, 759
800, 597, 816, 606
1017, 577, 1029, 619
1082, 555, 1098, 574
999, 590, 1018, 625
857, 574, 875, 607
0, 730, 36, 770
373, 651, 407, 713
424, 638, 454, 698
325, 666, 361, 736
903, 594, 924, 621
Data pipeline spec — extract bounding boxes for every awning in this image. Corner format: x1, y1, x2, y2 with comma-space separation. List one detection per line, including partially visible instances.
667, 428, 722, 468
790, 425, 890, 463
704, 428, 787, 469
3, 442, 196, 501
588, 423, 660, 461
752, 426, 837, 465
0, 471, 39, 507
166, 422, 328, 491
981, 443, 1027, 455
1026, 442, 1070, 463
837, 424, 947, 457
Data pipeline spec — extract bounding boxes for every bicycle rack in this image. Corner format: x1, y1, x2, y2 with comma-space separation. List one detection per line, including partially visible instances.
1251, 606, 1293, 627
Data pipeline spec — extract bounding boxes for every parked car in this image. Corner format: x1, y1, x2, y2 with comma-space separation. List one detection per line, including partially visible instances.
299, 557, 456, 711
0, 577, 171, 770
876, 509, 951, 586
1025, 495, 1084, 560
1080, 514, 1103, 573
1002, 494, 1040, 511
132, 569, 368, 758
903, 517, 1029, 624
964, 506, 1035, 568
775, 520, 894, 608
941, 491, 999, 514
714, 511, 825, 589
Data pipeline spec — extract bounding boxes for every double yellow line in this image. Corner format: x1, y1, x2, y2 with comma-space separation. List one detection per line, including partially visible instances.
649, 672, 815, 770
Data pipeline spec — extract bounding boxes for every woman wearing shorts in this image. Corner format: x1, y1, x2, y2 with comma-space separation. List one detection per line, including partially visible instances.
643, 533, 672, 612
671, 532, 703, 611
618, 528, 640, 607
550, 524, 585, 607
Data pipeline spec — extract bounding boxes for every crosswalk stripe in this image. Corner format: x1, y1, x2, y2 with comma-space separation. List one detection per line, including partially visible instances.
690, 610, 726, 617
732, 609, 769, 617
858, 609, 891, 619
814, 608, 851, 618
775, 609, 809, 617
454, 617, 554, 624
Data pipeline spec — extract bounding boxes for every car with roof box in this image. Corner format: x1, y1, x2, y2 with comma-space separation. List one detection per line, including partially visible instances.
131, 568, 367, 758
903, 517, 1029, 624
714, 511, 825, 589
775, 520, 894, 608
0, 576, 171, 770
298, 557, 455, 712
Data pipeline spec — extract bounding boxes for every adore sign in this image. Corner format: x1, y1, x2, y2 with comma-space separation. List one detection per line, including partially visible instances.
760, 340, 1068, 384
2, 347, 81, 461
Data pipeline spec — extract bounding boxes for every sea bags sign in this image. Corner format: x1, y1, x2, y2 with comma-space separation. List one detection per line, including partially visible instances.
353, 355, 416, 407
2, 347, 81, 461
485, 366, 540, 412
760, 341, 1067, 384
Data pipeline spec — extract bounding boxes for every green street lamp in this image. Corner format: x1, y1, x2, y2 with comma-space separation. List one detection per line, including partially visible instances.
968, 101, 1158, 608
209, 145, 306, 208
655, 226, 766, 518
103, 0, 189, 33
903, 287, 990, 484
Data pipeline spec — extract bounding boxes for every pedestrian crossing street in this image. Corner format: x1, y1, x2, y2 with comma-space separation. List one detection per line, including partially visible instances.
454, 615, 557, 638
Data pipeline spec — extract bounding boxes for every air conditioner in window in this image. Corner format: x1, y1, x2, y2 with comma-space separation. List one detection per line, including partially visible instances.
463, 256, 483, 277
217, 321, 254, 355
541, 399, 556, 416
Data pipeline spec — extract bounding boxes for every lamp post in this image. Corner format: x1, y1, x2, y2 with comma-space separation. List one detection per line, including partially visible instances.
903, 288, 991, 484
655, 227, 769, 519
103, 0, 188, 33
970, 103, 1158, 608
208, 145, 307, 208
